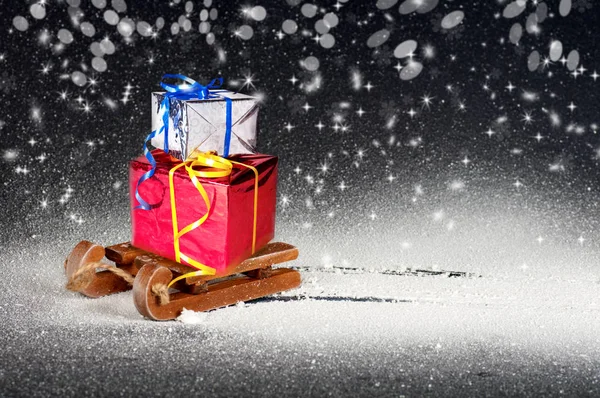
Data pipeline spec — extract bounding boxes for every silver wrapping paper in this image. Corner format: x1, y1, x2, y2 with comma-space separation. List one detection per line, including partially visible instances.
150, 91, 259, 159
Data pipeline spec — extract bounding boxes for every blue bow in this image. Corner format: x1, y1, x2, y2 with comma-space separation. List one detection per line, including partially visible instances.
134, 74, 233, 211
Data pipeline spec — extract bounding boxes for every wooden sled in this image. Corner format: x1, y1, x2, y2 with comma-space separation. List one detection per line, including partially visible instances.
65, 241, 301, 320
64, 240, 143, 298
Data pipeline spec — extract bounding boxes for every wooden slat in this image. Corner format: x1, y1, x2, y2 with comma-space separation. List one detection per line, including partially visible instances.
132, 242, 299, 286
187, 242, 298, 284
105, 242, 148, 265
133, 253, 192, 276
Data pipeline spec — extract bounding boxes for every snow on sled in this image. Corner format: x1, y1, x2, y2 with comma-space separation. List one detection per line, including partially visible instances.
65, 240, 301, 321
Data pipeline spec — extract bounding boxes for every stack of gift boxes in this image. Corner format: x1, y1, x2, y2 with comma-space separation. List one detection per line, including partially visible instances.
129, 75, 277, 277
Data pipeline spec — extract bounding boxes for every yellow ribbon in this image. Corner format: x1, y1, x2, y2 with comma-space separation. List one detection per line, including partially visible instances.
167, 151, 259, 288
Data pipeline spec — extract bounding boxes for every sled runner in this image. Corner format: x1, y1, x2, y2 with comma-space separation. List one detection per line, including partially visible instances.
65, 240, 301, 320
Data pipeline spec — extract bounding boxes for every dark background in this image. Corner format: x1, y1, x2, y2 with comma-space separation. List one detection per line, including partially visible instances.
1, 0, 600, 270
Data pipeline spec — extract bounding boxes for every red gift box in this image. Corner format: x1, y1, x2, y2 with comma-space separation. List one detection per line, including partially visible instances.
129, 149, 277, 275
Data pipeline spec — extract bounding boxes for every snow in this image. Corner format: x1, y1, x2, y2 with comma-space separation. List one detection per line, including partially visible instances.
178, 308, 209, 324
2, 224, 600, 396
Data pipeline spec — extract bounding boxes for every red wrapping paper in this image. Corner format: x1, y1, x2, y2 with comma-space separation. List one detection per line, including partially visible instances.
129, 150, 277, 275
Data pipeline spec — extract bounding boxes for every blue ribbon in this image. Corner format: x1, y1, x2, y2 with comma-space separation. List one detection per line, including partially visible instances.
134, 74, 233, 211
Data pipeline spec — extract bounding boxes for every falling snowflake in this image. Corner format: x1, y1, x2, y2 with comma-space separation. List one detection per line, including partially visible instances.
549, 153, 575, 174
492, 117, 514, 141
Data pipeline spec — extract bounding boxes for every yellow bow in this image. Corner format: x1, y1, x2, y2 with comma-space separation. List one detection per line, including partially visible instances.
167, 151, 259, 288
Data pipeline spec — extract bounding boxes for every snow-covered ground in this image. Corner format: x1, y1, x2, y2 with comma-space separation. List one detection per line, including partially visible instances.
3, 225, 600, 397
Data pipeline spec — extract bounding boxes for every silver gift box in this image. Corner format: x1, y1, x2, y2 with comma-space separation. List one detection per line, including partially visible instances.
150, 91, 259, 160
